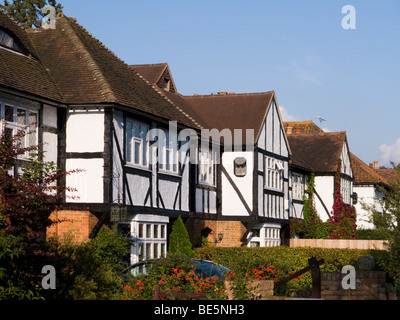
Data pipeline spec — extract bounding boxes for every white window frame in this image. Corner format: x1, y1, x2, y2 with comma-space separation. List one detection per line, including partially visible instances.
341, 177, 352, 205
265, 157, 284, 190
248, 223, 281, 248
158, 131, 179, 174
292, 173, 305, 200
129, 215, 169, 264
126, 119, 149, 168
198, 147, 215, 186
0, 103, 38, 157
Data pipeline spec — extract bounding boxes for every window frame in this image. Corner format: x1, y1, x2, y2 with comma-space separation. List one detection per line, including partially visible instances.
264, 156, 284, 191
292, 173, 305, 200
126, 119, 149, 169
198, 147, 215, 186
0, 28, 23, 53
158, 130, 179, 174
0, 103, 38, 156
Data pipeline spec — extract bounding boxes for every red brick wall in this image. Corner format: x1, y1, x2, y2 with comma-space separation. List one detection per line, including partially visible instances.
47, 210, 98, 243
185, 218, 247, 247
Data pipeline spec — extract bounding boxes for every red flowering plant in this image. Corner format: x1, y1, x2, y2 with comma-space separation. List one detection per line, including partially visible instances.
329, 171, 357, 239
120, 255, 226, 300
246, 265, 279, 281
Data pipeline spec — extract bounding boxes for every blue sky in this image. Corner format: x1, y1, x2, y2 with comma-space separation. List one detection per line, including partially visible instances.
60, 0, 400, 167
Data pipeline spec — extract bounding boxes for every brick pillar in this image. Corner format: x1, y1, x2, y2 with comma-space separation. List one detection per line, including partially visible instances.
47, 210, 99, 243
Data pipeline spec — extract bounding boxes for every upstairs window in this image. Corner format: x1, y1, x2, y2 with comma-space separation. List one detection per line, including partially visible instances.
265, 157, 284, 190
341, 178, 351, 204
0, 103, 38, 155
158, 131, 178, 174
126, 119, 149, 168
292, 173, 305, 200
198, 148, 215, 186
0, 29, 22, 52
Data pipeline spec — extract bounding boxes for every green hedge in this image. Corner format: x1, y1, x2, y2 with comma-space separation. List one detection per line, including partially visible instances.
195, 246, 390, 297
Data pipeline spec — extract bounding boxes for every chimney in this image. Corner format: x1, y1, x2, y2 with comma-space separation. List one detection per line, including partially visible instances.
286, 126, 293, 135
369, 163, 373, 169
295, 127, 301, 134
374, 161, 378, 170
218, 90, 228, 96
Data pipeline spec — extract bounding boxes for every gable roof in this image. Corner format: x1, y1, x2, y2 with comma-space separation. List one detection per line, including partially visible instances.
350, 153, 388, 186
284, 120, 323, 134
130, 63, 177, 93
27, 15, 199, 129
287, 132, 348, 173
181, 92, 276, 144
0, 11, 63, 102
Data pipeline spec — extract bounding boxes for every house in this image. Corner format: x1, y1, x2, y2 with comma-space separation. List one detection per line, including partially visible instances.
350, 155, 389, 229
131, 64, 292, 248
284, 121, 355, 224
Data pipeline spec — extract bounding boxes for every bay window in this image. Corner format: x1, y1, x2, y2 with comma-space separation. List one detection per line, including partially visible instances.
158, 131, 178, 174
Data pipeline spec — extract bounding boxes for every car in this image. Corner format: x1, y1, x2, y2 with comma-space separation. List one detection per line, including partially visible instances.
120, 258, 229, 282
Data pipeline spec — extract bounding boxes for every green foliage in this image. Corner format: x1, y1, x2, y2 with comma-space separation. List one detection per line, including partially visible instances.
290, 174, 332, 239
195, 246, 390, 297
43, 227, 130, 300
168, 216, 195, 258
0, 0, 63, 29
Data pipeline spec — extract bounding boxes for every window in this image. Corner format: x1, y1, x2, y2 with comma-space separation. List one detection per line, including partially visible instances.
265, 157, 284, 190
126, 120, 149, 167
292, 173, 305, 200
159, 131, 178, 173
0, 29, 21, 52
341, 178, 351, 204
248, 224, 281, 248
130, 216, 169, 264
198, 148, 215, 185
163, 79, 170, 91
0, 104, 38, 153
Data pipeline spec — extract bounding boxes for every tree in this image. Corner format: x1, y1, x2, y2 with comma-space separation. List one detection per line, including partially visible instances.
0, 121, 81, 299
168, 216, 194, 258
0, 0, 63, 29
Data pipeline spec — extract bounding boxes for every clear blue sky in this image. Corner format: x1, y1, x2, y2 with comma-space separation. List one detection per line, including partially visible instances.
60, 0, 400, 167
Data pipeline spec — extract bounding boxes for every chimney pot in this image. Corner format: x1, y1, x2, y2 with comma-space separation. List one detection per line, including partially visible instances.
374, 161, 378, 170
287, 126, 293, 135
369, 163, 373, 168
218, 90, 228, 96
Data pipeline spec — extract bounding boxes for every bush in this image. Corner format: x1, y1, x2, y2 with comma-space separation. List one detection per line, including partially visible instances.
195, 246, 390, 297
168, 216, 195, 258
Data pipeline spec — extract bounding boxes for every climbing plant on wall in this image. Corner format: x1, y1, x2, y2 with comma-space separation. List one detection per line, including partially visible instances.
329, 171, 357, 240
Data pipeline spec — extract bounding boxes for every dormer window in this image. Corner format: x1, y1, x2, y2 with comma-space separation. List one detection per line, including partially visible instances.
163, 79, 170, 91
0, 29, 22, 52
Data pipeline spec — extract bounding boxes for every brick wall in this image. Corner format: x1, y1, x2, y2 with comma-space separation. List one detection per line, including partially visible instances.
47, 210, 98, 243
185, 218, 247, 247
321, 271, 397, 300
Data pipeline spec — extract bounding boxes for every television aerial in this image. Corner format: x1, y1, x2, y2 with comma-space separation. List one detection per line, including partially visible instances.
315, 116, 326, 126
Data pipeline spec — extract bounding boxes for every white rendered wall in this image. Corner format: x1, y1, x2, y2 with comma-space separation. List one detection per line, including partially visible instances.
314, 176, 334, 222
222, 151, 253, 216
66, 158, 104, 203
354, 185, 384, 230
66, 108, 104, 153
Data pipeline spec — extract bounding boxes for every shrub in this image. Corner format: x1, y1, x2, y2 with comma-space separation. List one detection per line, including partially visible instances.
168, 216, 195, 258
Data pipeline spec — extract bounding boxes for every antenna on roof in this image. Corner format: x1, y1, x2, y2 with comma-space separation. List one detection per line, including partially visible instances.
315, 116, 326, 126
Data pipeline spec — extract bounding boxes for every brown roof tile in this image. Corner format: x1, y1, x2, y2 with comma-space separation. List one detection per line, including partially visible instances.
284, 120, 323, 134
287, 132, 347, 173
0, 11, 63, 102
350, 153, 388, 185
27, 16, 199, 129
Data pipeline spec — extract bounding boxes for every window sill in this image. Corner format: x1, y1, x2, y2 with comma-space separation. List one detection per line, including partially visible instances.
158, 169, 181, 178
125, 163, 151, 172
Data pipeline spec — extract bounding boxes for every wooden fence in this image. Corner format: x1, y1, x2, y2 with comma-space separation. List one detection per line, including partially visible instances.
290, 239, 388, 250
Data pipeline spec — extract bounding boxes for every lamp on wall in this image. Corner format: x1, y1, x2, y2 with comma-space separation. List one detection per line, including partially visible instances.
216, 232, 224, 243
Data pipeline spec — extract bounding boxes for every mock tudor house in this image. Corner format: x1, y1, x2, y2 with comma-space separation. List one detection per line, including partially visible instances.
284, 121, 355, 223
130, 63, 293, 248
350, 154, 389, 229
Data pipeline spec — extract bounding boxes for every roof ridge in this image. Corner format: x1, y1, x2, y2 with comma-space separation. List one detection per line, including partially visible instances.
59, 15, 117, 103
183, 91, 275, 98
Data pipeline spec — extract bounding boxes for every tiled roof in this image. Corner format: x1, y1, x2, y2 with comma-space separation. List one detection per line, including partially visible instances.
130, 63, 168, 86
283, 120, 323, 134
27, 15, 200, 129
182, 92, 276, 144
350, 153, 388, 185
375, 168, 400, 184
287, 132, 347, 173
0, 11, 63, 102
